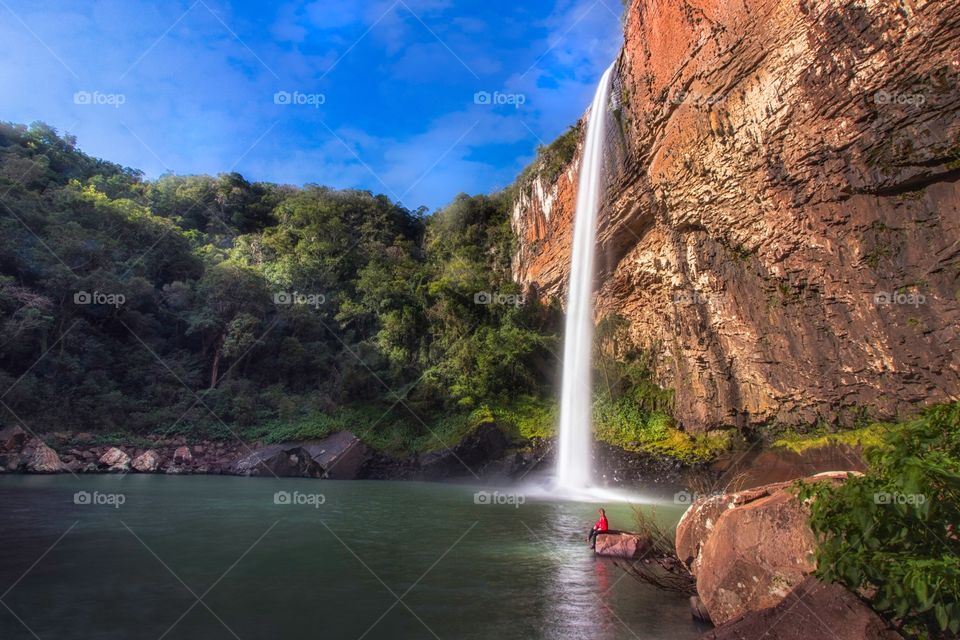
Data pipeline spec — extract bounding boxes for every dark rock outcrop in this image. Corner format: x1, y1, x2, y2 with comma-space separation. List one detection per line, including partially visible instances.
302, 431, 370, 480
233, 443, 325, 478
417, 423, 509, 479
511, 0, 960, 431
701, 577, 901, 640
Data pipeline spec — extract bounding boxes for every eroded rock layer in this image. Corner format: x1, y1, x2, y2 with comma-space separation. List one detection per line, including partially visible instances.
512, 0, 960, 430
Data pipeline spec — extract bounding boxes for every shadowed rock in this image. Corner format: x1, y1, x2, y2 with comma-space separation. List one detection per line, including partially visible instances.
301, 431, 370, 480
701, 577, 901, 640
418, 423, 508, 479
234, 444, 325, 477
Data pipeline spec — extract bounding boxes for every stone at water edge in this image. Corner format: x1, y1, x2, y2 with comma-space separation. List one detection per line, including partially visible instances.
98, 447, 131, 471
233, 443, 324, 478
302, 431, 371, 480
131, 450, 159, 473
701, 577, 901, 640
173, 446, 193, 465
26, 443, 64, 473
678, 471, 857, 626
593, 531, 652, 559
675, 482, 791, 574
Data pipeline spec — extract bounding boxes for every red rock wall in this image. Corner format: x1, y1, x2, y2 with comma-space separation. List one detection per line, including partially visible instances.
511, 0, 960, 430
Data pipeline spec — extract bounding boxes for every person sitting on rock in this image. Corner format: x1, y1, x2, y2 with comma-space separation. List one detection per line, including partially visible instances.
587, 508, 609, 549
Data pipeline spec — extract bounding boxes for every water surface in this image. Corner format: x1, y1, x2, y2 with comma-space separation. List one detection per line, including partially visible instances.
0, 476, 707, 639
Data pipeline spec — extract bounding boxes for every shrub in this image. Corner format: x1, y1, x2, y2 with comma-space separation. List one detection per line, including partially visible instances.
796, 403, 960, 637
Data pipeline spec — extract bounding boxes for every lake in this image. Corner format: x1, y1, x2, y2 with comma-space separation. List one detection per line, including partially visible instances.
0, 476, 708, 639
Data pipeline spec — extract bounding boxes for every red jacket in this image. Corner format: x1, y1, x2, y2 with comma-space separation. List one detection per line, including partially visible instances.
594, 515, 609, 532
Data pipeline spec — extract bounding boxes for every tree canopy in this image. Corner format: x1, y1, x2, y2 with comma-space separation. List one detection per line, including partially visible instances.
0, 121, 560, 443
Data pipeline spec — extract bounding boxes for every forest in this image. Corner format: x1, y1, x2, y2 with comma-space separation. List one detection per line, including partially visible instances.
0, 121, 562, 452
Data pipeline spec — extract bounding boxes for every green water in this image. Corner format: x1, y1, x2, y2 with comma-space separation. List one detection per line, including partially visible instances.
0, 476, 707, 639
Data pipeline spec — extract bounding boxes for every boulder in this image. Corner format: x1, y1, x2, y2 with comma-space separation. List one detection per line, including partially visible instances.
131, 450, 160, 473
675, 482, 790, 574
173, 446, 192, 465
233, 444, 324, 477
0, 425, 28, 452
678, 472, 855, 625
594, 531, 652, 559
26, 443, 64, 473
302, 431, 371, 480
701, 577, 901, 640
98, 447, 131, 471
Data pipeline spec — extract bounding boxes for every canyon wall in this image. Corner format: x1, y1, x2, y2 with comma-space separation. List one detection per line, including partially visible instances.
512, 0, 960, 430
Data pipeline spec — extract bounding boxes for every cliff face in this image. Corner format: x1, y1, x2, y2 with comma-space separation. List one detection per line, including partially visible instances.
512, 0, 960, 430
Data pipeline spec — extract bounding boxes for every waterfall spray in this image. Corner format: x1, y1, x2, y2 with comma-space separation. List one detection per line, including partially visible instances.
555, 64, 615, 491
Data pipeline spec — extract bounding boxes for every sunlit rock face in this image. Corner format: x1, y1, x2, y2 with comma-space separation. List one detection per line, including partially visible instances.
511, 0, 960, 431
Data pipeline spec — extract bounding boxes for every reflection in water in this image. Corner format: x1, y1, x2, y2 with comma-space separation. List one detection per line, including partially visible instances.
539, 505, 625, 640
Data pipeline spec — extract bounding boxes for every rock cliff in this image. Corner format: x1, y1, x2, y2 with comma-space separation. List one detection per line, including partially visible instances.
512, 0, 960, 430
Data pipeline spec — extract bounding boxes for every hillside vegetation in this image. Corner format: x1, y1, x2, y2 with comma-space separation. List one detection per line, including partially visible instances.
0, 121, 560, 449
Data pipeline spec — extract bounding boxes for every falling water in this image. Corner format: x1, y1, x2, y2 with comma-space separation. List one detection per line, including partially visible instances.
555, 64, 615, 492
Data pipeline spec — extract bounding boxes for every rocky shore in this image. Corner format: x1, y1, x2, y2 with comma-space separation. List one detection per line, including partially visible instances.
0, 421, 868, 492
0, 422, 695, 484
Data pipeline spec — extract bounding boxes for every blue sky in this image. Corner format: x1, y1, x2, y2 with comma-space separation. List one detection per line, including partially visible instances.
0, 0, 622, 211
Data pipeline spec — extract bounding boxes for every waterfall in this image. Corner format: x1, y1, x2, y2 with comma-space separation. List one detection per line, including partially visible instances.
555, 64, 615, 491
